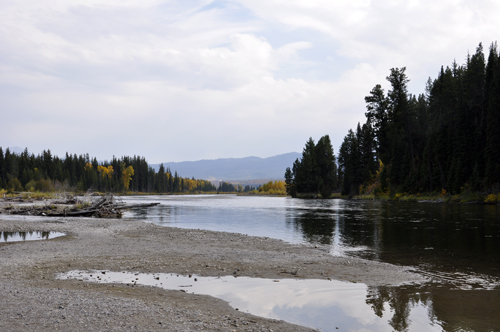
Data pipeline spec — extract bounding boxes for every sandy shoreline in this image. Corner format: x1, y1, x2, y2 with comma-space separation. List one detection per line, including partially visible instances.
0, 216, 426, 331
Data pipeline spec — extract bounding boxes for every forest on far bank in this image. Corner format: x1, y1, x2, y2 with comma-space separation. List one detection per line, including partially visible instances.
0, 148, 229, 194
286, 42, 500, 201
338, 42, 500, 197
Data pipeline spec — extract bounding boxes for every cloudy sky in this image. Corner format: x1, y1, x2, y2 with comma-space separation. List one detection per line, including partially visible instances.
1, 0, 499, 163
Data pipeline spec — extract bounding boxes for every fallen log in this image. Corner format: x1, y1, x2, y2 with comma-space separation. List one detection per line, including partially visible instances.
63, 209, 100, 216
3, 195, 23, 201
113, 202, 161, 210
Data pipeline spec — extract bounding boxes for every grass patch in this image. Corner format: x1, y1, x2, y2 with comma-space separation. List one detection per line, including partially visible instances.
348, 191, 496, 204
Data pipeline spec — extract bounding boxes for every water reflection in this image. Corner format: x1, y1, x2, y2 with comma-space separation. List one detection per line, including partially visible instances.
0, 231, 66, 242
331, 200, 500, 279
288, 208, 336, 245
368, 283, 500, 332
59, 270, 454, 332
59, 269, 500, 331
366, 285, 434, 331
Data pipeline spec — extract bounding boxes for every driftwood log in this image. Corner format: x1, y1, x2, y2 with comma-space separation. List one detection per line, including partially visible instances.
3, 195, 24, 202
53, 202, 160, 217
1, 193, 160, 218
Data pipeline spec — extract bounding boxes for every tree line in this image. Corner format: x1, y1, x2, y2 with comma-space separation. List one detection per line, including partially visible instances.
285, 42, 500, 198
0, 148, 217, 194
338, 42, 500, 196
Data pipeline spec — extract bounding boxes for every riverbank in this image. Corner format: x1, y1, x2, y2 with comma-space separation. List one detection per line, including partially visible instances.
347, 191, 500, 204
0, 215, 426, 331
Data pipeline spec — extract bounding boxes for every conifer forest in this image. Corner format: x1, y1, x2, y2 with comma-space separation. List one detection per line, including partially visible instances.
287, 42, 500, 198
0, 149, 217, 194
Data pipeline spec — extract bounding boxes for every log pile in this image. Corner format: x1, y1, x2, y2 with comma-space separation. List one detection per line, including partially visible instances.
0, 193, 160, 218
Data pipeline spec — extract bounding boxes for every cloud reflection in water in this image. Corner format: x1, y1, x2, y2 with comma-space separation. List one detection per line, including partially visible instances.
58, 270, 440, 332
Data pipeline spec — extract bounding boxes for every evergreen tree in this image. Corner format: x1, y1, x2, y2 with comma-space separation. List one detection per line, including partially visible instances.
485, 42, 500, 187
365, 84, 389, 163
294, 137, 319, 193
286, 136, 339, 197
359, 120, 378, 182
0, 147, 4, 189
4, 148, 17, 180
173, 171, 180, 192
314, 135, 338, 198
338, 129, 362, 195
386, 67, 412, 191
157, 163, 166, 192
284, 167, 296, 197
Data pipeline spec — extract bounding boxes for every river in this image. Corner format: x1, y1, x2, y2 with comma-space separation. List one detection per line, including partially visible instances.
118, 194, 500, 332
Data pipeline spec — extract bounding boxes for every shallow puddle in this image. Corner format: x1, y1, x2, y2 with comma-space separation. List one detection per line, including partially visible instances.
0, 231, 66, 243
58, 270, 444, 332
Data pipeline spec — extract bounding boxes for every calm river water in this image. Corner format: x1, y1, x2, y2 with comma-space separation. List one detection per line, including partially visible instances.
120, 195, 500, 332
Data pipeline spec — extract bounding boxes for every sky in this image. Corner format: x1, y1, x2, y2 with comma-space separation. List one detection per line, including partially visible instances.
1, 0, 499, 163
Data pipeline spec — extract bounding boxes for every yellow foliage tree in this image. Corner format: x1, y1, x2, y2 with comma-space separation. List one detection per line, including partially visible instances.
97, 165, 106, 177
98, 165, 114, 179
84, 162, 93, 171
259, 180, 286, 195
106, 166, 114, 178
260, 180, 285, 192
186, 179, 197, 192
122, 165, 134, 190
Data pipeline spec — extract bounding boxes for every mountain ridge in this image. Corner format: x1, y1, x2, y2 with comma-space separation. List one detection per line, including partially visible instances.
150, 152, 301, 181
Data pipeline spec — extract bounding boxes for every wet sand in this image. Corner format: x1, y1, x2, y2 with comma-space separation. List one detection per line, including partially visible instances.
0, 216, 425, 331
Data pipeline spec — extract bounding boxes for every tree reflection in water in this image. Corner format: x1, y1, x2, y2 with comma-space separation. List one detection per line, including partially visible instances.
366, 285, 434, 332
366, 282, 500, 332
1, 231, 61, 242
288, 208, 336, 245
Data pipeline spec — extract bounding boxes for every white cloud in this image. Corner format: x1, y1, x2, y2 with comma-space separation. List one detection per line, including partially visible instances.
232, 0, 500, 88
1, 0, 499, 162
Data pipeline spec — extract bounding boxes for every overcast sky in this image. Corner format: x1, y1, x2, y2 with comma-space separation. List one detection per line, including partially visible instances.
1, 0, 499, 163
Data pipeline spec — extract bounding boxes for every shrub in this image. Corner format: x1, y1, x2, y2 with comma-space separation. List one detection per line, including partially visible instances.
25, 180, 37, 192
485, 194, 499, 204
7, 178, 23, 193
35, 179, 53, 192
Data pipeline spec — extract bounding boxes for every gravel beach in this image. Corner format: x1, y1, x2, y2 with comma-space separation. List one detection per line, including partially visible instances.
0, 214, 426, 331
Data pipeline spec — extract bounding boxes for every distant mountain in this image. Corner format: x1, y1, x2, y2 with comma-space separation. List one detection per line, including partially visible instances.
150, 152, 302, 181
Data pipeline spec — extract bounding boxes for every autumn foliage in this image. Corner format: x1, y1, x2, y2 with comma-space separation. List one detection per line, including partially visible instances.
121, 164, 134, 190
259, 180, 286, 195
97, 165, 114, 179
